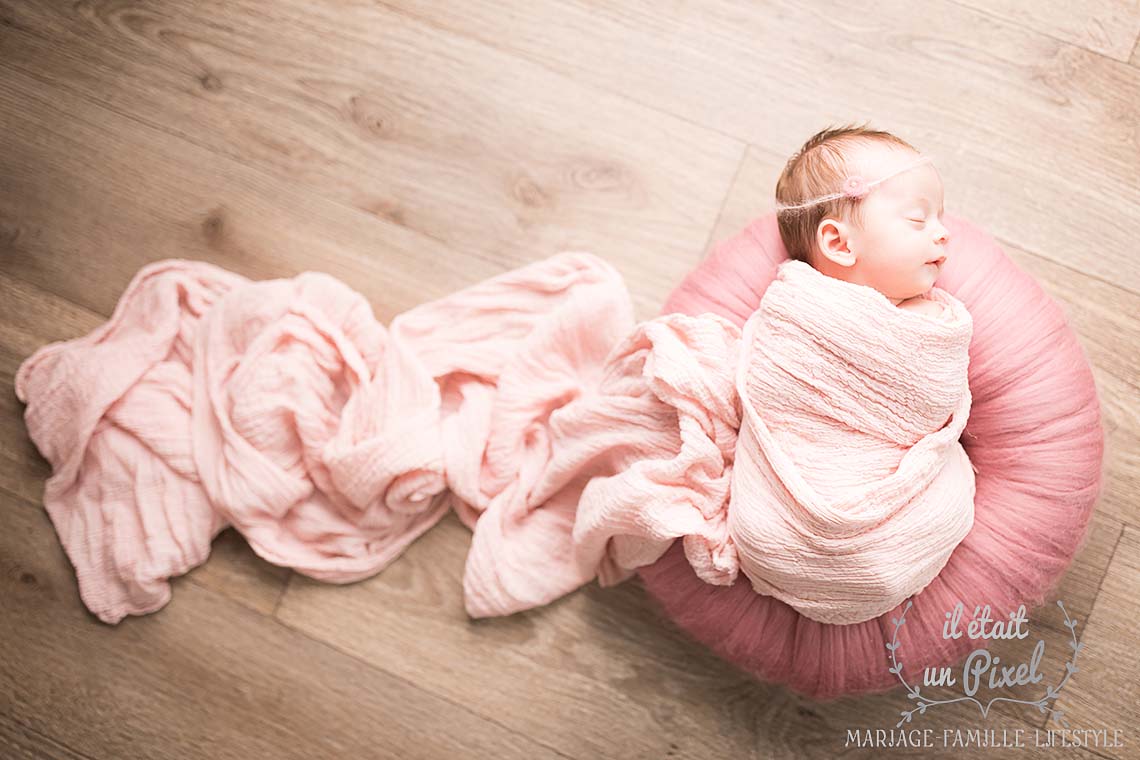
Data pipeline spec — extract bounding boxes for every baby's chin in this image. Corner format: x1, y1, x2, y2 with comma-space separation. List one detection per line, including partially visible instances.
893, 271, 940, 301
903, 262, 942, 290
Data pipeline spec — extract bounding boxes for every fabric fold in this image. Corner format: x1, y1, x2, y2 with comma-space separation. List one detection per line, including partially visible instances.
14, 260, 244, 623
568, 313, 744, 591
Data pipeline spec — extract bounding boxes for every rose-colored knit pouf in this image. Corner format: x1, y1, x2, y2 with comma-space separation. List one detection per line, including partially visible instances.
638, 212, 1105, 701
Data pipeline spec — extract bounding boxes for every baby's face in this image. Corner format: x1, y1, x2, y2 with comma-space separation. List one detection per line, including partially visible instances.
817, 147, 951, 303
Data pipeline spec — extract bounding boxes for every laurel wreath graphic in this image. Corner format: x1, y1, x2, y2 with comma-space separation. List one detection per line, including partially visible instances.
888, 599, 1082, 729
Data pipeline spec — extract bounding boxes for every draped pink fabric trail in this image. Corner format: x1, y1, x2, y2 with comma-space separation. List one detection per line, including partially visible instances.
17, 253, 747, 623
15, 252, 633, 619
15, 250, 981, 627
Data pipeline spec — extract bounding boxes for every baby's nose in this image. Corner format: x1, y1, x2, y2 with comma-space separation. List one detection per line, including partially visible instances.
934, 226, 950, 246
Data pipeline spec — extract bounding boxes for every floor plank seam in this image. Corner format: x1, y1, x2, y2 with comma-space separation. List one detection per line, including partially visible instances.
267, 613, 579, 760
1, 711, 97, 760
988, 232, 1140, 302
1081, 520, 1126, 625
0, 50, 686, 303
272, 572, 293, 617
5, 36, 1136, 307
1047, 519, 1129, 735
942, 0, 1140, 65
370, 0, 749, 149
0, 54, 460, 258
698, 142, 751, 261
0, 474, 578, 759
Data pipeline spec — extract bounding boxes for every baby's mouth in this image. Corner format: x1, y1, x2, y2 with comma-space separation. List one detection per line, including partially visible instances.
927, 255, 947, 267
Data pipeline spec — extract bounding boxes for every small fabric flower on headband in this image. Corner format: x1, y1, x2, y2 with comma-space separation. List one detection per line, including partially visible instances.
842, 175, 870, 200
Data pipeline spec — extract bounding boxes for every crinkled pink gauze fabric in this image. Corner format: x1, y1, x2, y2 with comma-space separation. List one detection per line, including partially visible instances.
15, 253, 650, 624
726, 260, 977, 626
643, 212, 1106, 701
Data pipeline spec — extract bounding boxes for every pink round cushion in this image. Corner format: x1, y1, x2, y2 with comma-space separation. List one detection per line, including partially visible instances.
639, 212, 1105, 701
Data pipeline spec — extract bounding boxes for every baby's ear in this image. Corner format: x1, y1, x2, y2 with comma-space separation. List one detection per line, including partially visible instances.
815, 218, 857, 267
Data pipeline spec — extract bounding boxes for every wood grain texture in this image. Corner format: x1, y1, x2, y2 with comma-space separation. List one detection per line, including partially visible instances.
275, 510, 1123, 758
949, 0, 1140, 62
1051, 527, 1140, 759
0, 712, 92, 760
0, 0, 743, 321
378, 0, 1140, 292
0, 490, 565, 760
1, 0, 1136, 757
278, 513, 778, 759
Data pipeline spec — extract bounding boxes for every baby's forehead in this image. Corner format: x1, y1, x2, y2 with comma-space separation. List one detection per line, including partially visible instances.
899, 170, 943, 203
887, 180, 942, 206
856, 151, 943, 203
852, 141, 939, 184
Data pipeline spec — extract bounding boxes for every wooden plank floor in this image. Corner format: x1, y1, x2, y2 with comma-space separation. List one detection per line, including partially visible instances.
2, 1, 1137, 757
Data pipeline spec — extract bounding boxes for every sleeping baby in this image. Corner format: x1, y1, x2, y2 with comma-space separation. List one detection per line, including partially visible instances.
774, 126, 952, 317
567, 128, 978, 627
717, 126, 978, 624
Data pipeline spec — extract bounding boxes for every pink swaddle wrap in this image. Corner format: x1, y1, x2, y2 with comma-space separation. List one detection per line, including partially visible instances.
730, 260, 976, 624
15, 253, 976, 626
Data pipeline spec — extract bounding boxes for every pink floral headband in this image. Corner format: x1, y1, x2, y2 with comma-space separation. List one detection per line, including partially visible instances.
773, 153, 936, 214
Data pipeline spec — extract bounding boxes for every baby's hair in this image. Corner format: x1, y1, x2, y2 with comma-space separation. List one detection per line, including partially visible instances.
774, 122, 920, 265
